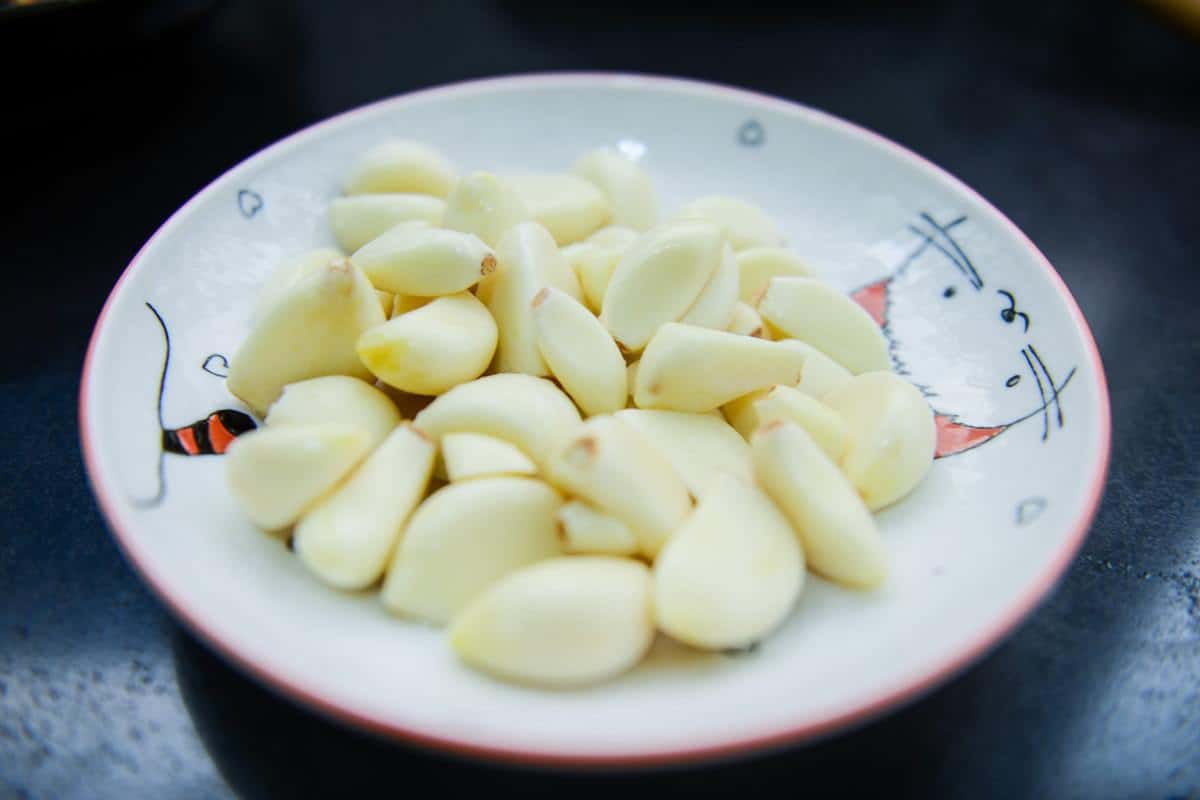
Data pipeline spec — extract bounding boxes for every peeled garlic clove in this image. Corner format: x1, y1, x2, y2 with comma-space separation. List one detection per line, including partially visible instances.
571, 148, 658, 231
381, 477, 563, 624
443, 171, 530, 247
562, 228, 639, 311
777, 339, 854, 397
555, 501, 639, 555
328, 195, 444, 252
413, 373, 582, 471
253, 249, 344, 323
634, 323, 805, 412
748, 384, 848, 461
728, 301, 766, 338
481, 222, 583, 375
226, 423, 370, 531
625, 360, 640, 405
343, 139, 457, 197
614, 408, 752, 496
547, 415, 691, 558
351, 225, 495, 297
735, 246, 814, 303
758, 277, 890, 374
509, 173, 611, 245
562, 242, 623, 313
293, 424, 434, 589
441, 432, 537, 482
654, 472, 803, 650
265, 375, 400, 449
357, 292, 497, 396
227, 257, 384, 414
821, 372, 935, 510
751, 421, 886, 589
679, 243, 738, 330
450, 556, 654, 686
531, 287, 627, 416
678, 195, 782, 251
600, 220, 725, 352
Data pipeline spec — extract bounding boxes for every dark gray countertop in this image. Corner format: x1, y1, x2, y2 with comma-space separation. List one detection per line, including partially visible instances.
1, 1, 1197, 797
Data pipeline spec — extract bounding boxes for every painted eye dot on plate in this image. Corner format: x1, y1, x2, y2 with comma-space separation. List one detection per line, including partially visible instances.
943, 286, 956, 299
1006, 374, 1021, 388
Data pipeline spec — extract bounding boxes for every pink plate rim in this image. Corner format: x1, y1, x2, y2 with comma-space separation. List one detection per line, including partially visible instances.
78, 72, 1112, 769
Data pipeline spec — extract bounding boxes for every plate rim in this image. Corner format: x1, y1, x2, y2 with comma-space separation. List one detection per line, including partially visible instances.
78, 71, 1112, 769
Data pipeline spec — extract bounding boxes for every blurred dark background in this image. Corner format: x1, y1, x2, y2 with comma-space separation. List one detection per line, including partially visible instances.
1, 1, 1198, 798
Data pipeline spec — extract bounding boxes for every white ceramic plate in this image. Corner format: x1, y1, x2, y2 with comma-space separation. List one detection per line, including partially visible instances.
80, 74, 1110, 767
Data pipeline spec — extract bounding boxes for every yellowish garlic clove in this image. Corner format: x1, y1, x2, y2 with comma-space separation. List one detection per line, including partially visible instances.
381, 477, 563, 625
633, 323, 805, 412
821, 371, 935, 510
531, 287, 627, 416
678, 243, 738, 331
562, 239, 629, 314
343, 139, 457, 197
600, 220, 725, 352
509, 173, 611, 245
357, 291, 497, 396
328, 195, 443, 252
440, 432, 537, 482
571, 148, 658, 232
678, 195, 783, 251
227, 257, 384, 415
614, 408, 753, 497
735, 246, 814, 303
776, 339, 854, 397
265, 375, 400, 450
654, 471, 803, 650
480, 222, 582, 375
293, 424, 434, 589
413, 373, 582, 472
225, 423, 370, 531
751, 420, 887, 589
547, 415, 691, 559
252, 249, 345, 323
757, 385, 849, 460
351, 225, 495, 297
442, 171, 530, 247
757, 277, 890, 374
450, 556, 654, 686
